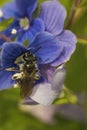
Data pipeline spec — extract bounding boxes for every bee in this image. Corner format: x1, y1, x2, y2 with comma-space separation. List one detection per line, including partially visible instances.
8, 51, 40, 98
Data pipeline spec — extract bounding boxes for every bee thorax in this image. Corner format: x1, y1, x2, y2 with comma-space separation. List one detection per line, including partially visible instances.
13, 51, 40, 82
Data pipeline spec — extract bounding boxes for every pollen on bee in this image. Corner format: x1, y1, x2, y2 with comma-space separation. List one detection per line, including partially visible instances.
11, 28, 17, 34
12, 72, 24, 80
0, 9, 3, 17
34, 73, 40, 80
13, 83, 19, 88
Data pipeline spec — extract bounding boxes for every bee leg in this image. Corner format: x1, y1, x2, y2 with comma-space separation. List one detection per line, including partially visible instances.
34, 73, 40, 80
12, 72, 24, 80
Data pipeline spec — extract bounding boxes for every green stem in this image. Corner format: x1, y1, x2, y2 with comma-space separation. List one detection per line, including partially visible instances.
77, 36, 87, 44
66, 0, 83, 29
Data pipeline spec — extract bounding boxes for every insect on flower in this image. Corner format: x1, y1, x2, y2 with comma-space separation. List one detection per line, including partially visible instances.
0, 32, 67, 105
6, 48, 41, 98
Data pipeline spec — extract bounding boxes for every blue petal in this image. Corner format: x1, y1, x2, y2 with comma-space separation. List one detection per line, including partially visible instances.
17, 18, 44, 43
30, 32, 63, 64
15, 0, 37, 18
1, 42, 27, 68
51, 30, 77, 66
0, 20, 19, 48
0, 70, 15, 90
40, 64, 56, 83
1, 2, 19, 19
39, 0, 66, 35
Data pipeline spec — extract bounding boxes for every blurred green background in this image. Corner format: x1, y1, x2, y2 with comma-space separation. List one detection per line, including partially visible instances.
0, 0, 87, 130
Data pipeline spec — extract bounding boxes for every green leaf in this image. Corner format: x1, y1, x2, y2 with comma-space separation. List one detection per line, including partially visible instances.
65, 44, 87, 92
54, 87, 78, 105
0, 18, 14, 32
0, 0, 11, 6
23, 39, 29, 47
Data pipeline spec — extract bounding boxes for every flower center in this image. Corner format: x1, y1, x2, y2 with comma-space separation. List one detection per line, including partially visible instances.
19, 17, 30, 30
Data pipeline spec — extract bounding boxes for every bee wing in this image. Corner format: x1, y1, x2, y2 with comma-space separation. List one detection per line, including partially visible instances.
19, 77, 34, 98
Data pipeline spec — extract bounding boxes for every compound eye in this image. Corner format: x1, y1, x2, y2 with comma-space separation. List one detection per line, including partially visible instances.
23, 52, 32, 61
23, 53, 28, 61
25, 52, 29, 57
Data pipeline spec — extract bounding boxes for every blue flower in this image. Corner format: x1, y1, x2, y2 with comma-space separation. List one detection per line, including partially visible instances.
0, 0, 44, 47
39, 0, 77, 66
0, 32, 66, 105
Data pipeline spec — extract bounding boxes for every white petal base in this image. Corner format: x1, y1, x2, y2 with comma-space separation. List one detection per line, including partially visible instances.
30, 66, 66, 106
30, 83, 56, 106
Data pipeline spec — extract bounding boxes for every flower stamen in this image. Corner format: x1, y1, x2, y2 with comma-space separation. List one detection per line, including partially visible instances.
11, 29, 17, 34
19, 17, 30, 30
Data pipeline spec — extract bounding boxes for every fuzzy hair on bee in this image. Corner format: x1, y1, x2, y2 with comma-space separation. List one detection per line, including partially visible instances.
11, 51, 40, 98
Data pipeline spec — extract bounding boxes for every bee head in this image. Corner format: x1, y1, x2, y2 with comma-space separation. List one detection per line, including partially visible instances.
23, 51, 36, 62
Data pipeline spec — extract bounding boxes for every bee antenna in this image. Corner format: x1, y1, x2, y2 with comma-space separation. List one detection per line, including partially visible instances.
33, 46, 42, 54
